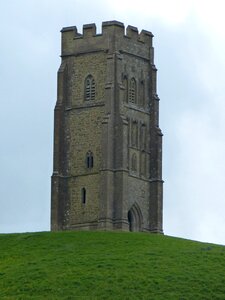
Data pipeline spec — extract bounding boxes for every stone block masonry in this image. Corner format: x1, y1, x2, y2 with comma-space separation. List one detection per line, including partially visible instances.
51, 21, 163, 233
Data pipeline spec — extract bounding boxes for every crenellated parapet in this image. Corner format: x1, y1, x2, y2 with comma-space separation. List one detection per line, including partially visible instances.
61, 20, 154, 59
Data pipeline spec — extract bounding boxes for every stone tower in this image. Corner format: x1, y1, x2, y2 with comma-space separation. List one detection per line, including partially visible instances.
51, 21, 163, 233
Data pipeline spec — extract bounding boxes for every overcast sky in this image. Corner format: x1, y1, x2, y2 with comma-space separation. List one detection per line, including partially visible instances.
0, 0, 225, 245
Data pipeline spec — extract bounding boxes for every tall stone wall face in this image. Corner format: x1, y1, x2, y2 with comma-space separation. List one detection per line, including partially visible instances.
63, 52, 106, 227
69, 53, 107, 106
66, 105, 104, 227
68, 175, 100, 228
127, 176, 150, 230
51, 21, 163, 233
67, 106, 104, 175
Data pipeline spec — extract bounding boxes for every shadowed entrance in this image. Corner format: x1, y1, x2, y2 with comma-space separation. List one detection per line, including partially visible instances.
127, 203, 143, 232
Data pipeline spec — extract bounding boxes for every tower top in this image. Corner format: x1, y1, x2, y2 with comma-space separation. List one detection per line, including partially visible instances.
60, 20, 154, 58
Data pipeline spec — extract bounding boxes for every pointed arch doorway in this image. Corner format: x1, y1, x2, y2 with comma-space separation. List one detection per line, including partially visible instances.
127, 203, 143, 232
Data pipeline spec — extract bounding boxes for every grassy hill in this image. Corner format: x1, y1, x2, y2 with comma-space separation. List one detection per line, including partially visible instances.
0, 231, 224, 299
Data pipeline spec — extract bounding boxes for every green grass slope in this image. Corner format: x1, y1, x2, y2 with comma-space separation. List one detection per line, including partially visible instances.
0, 231, 224, 300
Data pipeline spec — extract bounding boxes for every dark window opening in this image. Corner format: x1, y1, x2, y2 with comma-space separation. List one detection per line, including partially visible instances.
81, 188, 86, 204
128, 210, 132, 231
86, 151, 94, 169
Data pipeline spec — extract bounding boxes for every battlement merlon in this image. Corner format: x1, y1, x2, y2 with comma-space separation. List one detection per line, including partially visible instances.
60, 21, 154, 60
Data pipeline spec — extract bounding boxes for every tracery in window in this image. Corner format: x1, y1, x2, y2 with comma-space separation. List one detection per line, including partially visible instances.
86, 151, 94, 168
129, 78, 136, 103
84, 75, 95, 101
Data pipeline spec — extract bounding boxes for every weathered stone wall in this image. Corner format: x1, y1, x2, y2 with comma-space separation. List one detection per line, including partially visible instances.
127, 176, 150, 230
66, 107, 104, 225
67, 106, 104, 175
51, 21, 163, 233
68, 174, 100, 227
65, 53, 106, 226
70, 54, 106, 106
122, 53, 152, 231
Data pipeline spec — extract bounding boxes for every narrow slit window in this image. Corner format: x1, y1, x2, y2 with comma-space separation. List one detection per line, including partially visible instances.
90, 155, 94, 168
81, 188, 86, 204
86, 151, 94, 169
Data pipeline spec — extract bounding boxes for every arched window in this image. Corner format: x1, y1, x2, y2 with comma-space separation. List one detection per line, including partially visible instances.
129, 78, 136, 103
84, 75, 95, 101
81, 188, 86, 204
86, 151, 94, 169
131, 153, 137, 172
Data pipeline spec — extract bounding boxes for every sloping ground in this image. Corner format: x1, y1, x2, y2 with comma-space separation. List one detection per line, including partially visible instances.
0, 231, 224, 299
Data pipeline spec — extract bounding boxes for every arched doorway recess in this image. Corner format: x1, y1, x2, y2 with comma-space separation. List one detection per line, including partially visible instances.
127, 203, 143, 232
